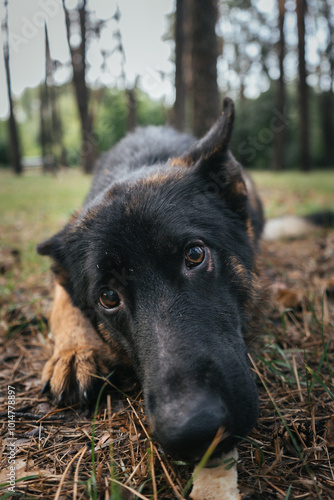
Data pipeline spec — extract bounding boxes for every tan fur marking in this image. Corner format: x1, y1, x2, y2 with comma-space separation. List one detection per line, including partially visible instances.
170, 156, 193, 168
142, 169, 185, 186
82, 206, 99, 221
232, 178, 247, 197
247, 218, 255, 247
68, 208, 83, 224
97, 322, 132, 366
228, 255, 247, 281
42, 283, 114, 402
146, 171, 170, 184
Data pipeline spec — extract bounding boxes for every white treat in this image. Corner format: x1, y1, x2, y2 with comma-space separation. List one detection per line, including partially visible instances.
190, 448, 241, 500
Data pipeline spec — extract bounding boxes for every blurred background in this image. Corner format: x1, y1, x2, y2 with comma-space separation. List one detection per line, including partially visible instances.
0, 0, 333, 175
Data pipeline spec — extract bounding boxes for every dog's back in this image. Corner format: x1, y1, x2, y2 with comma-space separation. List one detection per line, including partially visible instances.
85, 126, 195, 206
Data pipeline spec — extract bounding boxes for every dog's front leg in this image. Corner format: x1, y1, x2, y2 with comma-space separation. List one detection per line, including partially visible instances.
42, 282, 113, 406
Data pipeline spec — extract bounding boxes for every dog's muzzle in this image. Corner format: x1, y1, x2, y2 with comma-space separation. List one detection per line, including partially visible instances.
148, 391, 233, 463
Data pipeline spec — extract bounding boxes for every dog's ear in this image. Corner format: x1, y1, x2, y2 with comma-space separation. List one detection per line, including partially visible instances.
36, 209, 86, 284
36, 233, 63, 259
37, 223, 90, 299
37, 226, 73, 279
36, 209, 83, 261
36, 229, 71, 286
176, 97, 247, 216
181, 97, 235, 165
37, 211, 93, 308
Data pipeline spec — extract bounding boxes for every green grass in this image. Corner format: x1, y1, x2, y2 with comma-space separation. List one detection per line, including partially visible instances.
251, 169, 334, 193
0, 168, 90, 227
251, 170, 334, 218
0, 169, 90, 278
1, 168, 333, 277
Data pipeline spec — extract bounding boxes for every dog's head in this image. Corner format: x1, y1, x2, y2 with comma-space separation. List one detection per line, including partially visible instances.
38, 98, 260, 462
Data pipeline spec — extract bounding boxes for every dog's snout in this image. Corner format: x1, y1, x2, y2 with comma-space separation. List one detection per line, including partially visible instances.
151, 395, 230, 462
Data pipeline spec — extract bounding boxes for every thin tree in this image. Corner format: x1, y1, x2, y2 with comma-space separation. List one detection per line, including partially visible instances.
172, 0, 186, 131
46, 26, 66, 168
111, 13, 138, 133
191, 0, 220, 137
320, 0, 334, 167
40, 26, 55, 173
183, 0, 194, 125
2, 0, 22, 174
296, 0, 311, 171
126, 88, 137, 132
39, 82, 50, 172
273, 0, 287, 170
49, 75, 66, 167
63, 0, 96, 173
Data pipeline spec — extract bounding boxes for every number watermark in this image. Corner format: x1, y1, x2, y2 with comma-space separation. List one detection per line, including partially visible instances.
6, 386, 16, 493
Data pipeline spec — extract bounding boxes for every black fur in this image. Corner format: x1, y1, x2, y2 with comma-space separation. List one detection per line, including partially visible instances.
38, 98, 264, 462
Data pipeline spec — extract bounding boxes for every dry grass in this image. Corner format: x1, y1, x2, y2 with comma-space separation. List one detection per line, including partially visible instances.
0, 170, 334, 499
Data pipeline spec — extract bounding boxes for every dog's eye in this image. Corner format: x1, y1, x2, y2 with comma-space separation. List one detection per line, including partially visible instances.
185, 246, 205, 268
99, 288, 120, 309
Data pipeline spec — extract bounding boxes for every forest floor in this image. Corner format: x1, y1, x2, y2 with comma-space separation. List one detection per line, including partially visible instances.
0, 168, 334, 499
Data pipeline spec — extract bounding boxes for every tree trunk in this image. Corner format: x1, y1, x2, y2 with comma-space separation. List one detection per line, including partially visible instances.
3, 0, 22, 174
296, 0, 311, 171
172, 0, 186, 131
40, 27, 55, 173
46, 27, 64, 169
191, 0, 220, 137
63, 0, 97, 173
321, 0, 334, 167
273, 0, 287, 170
183, 0, 194, 129
50, 83, 66, 167
39, 83, 49, 173
321, 92, 333, 166
126, 88, 137, 132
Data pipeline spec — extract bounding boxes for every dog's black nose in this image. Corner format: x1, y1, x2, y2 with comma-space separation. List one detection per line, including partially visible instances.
152, 395, 230, 462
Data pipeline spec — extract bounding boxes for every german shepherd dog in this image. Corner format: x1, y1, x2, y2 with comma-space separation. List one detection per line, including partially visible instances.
37, 98, 264, 463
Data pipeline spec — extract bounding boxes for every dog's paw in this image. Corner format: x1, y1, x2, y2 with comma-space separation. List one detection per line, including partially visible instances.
41, 346, 112, 407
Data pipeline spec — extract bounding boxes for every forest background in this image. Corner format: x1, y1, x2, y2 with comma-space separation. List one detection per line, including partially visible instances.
1, 0, 333, 175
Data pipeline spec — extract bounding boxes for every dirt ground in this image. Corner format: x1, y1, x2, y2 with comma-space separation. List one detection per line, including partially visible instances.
1, 227, 334, 499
